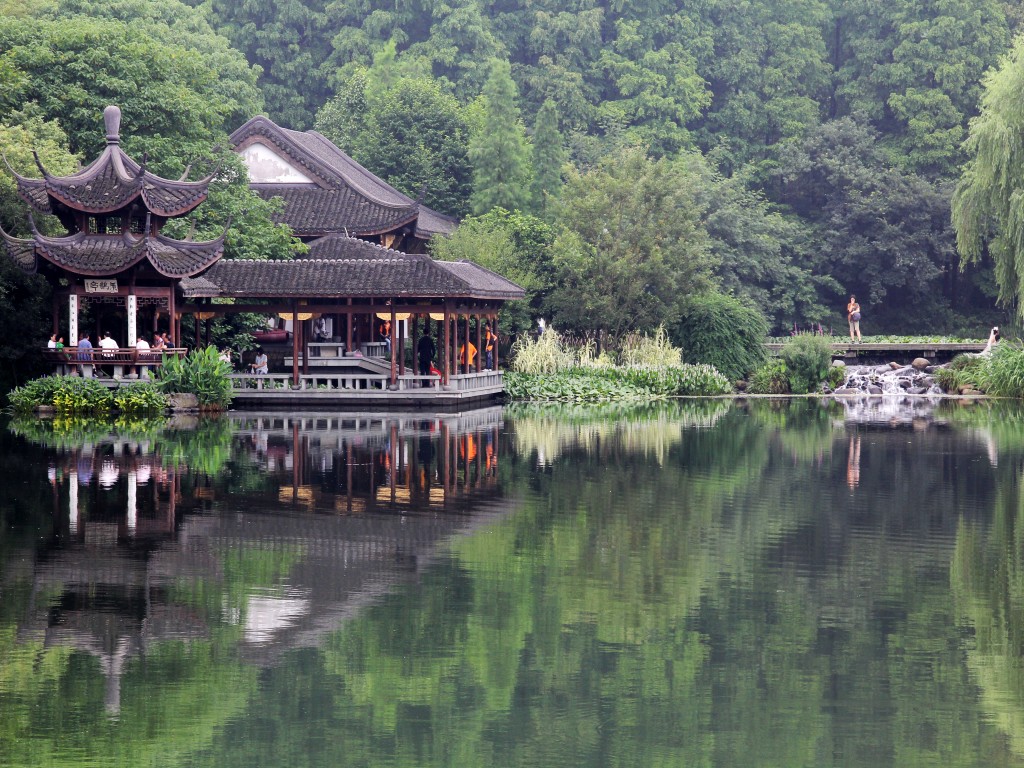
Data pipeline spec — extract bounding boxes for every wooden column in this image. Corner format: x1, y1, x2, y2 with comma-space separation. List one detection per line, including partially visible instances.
398, 314, 406, 377
475, 315, 482, 373
168, 287, 176, 346
452, 312, 459, 378
463, 315, 471, 374
443, 306, 451, 386
493, 314, 500, 371
291, 303, 299, 386
346, 299, 353, 355
302, 319, 309, 376
389, 306, 397, 388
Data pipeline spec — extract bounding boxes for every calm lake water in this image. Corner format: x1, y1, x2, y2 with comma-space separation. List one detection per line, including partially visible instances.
2, 397, 1024, 767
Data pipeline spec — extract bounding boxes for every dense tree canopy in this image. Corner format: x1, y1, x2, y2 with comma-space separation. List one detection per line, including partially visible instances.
546, 147, 713, 337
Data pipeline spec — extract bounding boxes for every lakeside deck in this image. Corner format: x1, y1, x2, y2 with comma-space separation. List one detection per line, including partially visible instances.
227, 370, 505, 409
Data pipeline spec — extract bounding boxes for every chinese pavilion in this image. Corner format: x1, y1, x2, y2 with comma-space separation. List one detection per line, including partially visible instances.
0, 105, 223, 348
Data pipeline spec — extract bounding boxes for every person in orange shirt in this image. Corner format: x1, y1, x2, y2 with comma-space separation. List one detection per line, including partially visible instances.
458, 340, 477, 368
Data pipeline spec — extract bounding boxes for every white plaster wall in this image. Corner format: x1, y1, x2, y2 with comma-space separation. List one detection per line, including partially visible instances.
239, 142, 314, 183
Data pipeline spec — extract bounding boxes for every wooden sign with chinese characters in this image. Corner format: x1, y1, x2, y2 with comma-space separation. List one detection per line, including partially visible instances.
84, 279, 118, 293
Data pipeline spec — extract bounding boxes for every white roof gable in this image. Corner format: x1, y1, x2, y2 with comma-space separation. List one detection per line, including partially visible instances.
238, 141, 314, 183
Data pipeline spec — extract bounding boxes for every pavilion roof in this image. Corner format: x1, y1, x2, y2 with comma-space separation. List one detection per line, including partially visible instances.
230, 116, 458, 240
179, 234, 523, 301
0, 226, 225, 278
6, 106, 213, 218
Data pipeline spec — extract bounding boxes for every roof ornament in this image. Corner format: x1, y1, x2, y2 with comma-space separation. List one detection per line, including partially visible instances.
135, 151, 149, 179
104, 105, 122, 145
196, 155, 224, 185
178, 163, 193, 182
31, 150, 52, 180
0, 151, 25, 180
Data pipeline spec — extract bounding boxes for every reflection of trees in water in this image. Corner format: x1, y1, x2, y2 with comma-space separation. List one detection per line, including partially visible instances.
507, 399, 730, 466
5, 403, 1024, 766
0, 411, 514, 767
953, 463, 1024, 759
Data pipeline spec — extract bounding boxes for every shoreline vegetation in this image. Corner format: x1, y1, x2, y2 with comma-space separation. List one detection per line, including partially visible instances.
504, 328, 1013, 403
6, 348, 233, 416
5, 329, 1016, 414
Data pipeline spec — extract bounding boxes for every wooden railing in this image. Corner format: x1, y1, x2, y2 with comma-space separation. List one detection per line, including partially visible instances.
43, 347, 187, 377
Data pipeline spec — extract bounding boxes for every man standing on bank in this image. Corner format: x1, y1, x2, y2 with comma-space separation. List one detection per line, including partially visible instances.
847, 296, 862, 343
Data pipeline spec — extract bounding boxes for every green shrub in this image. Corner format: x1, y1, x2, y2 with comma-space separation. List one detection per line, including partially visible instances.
978, 343, 1024, 397
826, 364, 846, 389
7, 376, 67, 412
155, 347, 234, 407
112, 382, 169, 414
7, 375, 113, 414
675, 292, 767, 381
779, 333, 833, 394
935, 353, 987, 393
748, 358, 790, 394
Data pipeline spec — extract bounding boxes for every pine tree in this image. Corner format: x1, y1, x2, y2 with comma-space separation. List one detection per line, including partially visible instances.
468, 59, 532, 215
530, 99, 565, 219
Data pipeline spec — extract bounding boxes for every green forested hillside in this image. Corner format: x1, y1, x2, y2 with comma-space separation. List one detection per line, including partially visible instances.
0, 0, 1021, 382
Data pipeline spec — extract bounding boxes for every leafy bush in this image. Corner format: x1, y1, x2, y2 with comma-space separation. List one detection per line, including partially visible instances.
748, 358, 790, 394
978, 343, 1024, 397
826, 364, 846, 389
7, 375, 113, 414
675, 292, 767, 381
155, 347, 234, 407
935, 353, 987, 393
112, 382, 169, 414
779, 333, 833, 394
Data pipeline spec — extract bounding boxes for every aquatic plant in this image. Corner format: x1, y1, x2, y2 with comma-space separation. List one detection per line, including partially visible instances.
977, 343, 1024, 398
7, 375, 113, 414
156, 346, 234, 407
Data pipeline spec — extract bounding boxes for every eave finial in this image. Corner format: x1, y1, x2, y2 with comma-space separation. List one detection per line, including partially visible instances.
104, 105, 122, 145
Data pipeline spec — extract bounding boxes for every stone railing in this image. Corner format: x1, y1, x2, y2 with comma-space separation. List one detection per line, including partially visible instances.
228, 370, 503, 393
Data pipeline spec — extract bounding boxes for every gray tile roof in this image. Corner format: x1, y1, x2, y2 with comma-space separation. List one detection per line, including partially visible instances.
231, 116, 457, 240
251, 185, 417, 237
8, 108, 211, 218
180, 235, 524, 300
0, 229, 224, 277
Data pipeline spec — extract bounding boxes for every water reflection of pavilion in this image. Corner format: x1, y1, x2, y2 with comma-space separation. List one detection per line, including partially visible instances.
6, 410, 513, 714
228, 408, 503, 515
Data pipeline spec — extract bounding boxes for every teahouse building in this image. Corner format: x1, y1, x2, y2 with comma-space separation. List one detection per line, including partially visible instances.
0, 106, 523, 400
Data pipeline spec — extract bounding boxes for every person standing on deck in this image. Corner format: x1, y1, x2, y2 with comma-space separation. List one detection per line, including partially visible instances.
483, 324, 497, 370
417, 330, 436, 387
76, 333, 93, 377
847, 296, 862, 343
